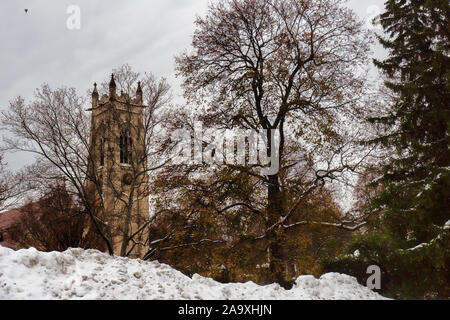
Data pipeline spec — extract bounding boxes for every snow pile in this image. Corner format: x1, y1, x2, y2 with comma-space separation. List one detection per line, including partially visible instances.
0, 246, 387, 300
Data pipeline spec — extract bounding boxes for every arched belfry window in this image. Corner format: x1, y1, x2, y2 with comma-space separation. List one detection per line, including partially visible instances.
120, 129, 132, 164
99, 137, 105, 167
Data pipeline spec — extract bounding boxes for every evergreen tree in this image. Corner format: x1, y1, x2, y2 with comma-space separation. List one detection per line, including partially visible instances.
331, 0, 450, 299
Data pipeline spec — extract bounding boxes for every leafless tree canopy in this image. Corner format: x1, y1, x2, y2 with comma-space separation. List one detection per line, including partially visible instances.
172, 0, 375, 286
1, 66, 172, 256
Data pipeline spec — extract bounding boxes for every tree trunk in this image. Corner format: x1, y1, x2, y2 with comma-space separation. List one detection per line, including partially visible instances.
120, 204, 133, 256
266, 174, 291, 288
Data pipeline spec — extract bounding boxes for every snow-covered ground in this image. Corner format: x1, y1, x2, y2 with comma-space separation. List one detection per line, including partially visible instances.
0, 246, 387, 300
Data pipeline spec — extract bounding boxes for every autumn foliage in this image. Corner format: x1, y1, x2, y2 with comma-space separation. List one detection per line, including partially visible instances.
8, 185, 106, 252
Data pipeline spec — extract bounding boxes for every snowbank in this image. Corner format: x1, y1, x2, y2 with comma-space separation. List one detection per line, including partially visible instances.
0, 246, 387, 300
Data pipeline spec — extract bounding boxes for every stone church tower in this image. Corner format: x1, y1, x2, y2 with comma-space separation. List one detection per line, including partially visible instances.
88, 74, 149, 257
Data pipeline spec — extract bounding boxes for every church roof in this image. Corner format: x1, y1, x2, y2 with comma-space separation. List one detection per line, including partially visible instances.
0, 203, 41, 249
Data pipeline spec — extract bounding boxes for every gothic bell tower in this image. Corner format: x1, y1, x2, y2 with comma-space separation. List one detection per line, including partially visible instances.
88, 74, 149, 257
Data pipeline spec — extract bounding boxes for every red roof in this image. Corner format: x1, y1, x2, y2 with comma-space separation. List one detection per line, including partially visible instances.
0, 203, 40, 249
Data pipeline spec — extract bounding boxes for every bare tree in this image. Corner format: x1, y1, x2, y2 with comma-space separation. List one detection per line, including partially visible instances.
174, 0, 375, 286
1, 65, 172, 256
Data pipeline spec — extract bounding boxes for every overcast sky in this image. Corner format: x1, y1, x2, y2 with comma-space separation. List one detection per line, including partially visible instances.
0, 0, 386, 169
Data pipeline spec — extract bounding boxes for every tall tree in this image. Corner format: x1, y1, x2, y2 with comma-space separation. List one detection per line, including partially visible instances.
175, 0, 374, 286
329, 0, 450, 299
1, 65, 172, 256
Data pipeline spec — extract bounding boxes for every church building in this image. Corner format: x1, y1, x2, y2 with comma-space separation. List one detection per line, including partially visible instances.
88, 74, 149, 257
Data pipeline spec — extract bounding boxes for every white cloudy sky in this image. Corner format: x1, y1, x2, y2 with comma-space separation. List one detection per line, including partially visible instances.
0, 0, 386, 169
